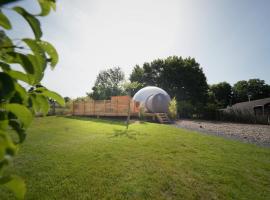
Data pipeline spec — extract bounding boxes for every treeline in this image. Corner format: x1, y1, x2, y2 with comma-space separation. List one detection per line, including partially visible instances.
85, 56, 270, 119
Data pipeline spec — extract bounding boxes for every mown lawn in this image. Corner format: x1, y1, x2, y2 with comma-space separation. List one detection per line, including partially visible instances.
0, 116, 269, 200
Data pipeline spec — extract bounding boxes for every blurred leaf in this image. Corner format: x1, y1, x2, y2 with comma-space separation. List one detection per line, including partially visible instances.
8, 119, 26, 143
30, 94, 49, 115
0, 110, 8, 130
0, 10, 11, 29
23, 38, 46, 69
0, 63, 33, 84
13, 6, 42, 39
23, 38, 46, 82
37, 0, 56, 16
8, 70, 32, 84
0, 72, 15, 100
14, 83, 28, 104
27, 54, 43, 84
38, 40, 58, 68
0, 31, 14, 53
0, 116, 8, 130
36, 88, 65, 106
0, 0, 21, 6
0, 130, 16, 160
0, 61, 11, 71
4, 103, 33, 128
3, 52, 35, 74
43, 90, 64, 106
0, 175, 26, 200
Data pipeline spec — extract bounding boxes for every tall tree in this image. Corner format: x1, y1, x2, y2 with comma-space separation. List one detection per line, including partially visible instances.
129, 65, 145, 84
122, 81, 144, 97
210, 82, 232, 108
233, 79, 270, 103
88, 67, 125, 100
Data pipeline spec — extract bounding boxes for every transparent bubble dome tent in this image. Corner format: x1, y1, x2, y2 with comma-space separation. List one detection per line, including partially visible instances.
133, 86, 171, 113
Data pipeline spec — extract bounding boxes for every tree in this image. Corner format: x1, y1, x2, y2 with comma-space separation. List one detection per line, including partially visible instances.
210, 82, 232, 108
122, 81, 144, 97
0, 0, 64, 198
129, 65, 145, 84
88, 67, 125, 100
233, 79, 270, 103
64, 96, 71, 103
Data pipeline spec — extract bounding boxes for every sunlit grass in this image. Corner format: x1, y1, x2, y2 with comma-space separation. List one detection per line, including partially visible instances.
1, 116, 269, 199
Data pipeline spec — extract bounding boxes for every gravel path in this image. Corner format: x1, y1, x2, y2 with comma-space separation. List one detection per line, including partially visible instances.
174, 120, 270, 147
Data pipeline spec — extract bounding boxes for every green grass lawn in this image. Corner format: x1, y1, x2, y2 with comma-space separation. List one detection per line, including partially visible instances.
1, 116, 269, 200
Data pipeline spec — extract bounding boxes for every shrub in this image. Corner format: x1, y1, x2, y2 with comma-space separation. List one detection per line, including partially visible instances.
202, 103, 219, 120
139, 105, 146, 120
177, 100, 195, 118
219, 109, 269, 124
168, 97, 177, 120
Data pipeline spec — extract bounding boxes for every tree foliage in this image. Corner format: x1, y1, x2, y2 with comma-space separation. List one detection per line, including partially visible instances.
209, 82, 232, 108
232, 79, 270, 103
122, 81, 143, 97
0, 0, 63, 198
129, 65, 145, 85
88, 67, 125, 100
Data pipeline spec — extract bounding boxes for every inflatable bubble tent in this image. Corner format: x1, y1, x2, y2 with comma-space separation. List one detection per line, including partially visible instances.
133, 86, 171, 113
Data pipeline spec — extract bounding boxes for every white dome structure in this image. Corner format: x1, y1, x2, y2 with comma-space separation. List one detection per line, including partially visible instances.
133, 86, 171, 113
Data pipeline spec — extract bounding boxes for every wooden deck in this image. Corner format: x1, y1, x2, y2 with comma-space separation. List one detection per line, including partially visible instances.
71, 96, 171, 123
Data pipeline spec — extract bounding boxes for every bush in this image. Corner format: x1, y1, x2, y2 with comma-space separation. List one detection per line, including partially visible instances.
139, 105, 146, 120
219, 109, 269, 124
177, 100, 195, 118
202, 103, 219, 120
168, 97, 177, 120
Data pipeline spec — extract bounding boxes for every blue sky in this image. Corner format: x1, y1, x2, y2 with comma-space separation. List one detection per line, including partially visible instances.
4, 0, 270, 98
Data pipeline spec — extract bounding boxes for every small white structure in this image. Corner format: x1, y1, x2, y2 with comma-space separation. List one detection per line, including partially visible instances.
133, 86, 171, 113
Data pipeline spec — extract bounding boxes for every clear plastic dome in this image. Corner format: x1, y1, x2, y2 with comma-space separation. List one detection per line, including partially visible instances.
133, 86, 171, 113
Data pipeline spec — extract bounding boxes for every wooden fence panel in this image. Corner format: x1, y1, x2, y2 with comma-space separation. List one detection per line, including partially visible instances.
72, 96, 139, 117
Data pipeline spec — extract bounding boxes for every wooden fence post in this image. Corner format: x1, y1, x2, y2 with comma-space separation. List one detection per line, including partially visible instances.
116, 97, 118, 115
93, 100, 95, 115
83, 101, 85, 115
104, 100, 106, 114
72, 101, 74, 115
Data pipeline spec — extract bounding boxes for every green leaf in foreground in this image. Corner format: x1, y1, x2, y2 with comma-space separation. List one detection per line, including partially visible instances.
23, 38, 47, 82
4, 103, 33, 128
0, 10, 11, 29
38, 40, 58, 68
37, 0, 56, 16
0, 130, 16, 160
0, 72, 15, 100
7, 70, 32, 85
37, 88, 65, 106
3, 52, 35, 75
31, 94, 49, 115
13, 6, 42, 39
0, 176, 26, 200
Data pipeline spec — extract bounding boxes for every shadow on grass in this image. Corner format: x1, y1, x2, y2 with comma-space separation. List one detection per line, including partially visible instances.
63, 116, 127, 126
110, 129, 148, 140
62, 116, 148, 127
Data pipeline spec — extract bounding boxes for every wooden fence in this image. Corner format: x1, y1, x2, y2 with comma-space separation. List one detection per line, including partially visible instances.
72, 96, 139, 117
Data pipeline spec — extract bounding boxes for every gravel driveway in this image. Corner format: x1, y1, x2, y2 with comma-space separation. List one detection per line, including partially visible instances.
174, 120, 270, 147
